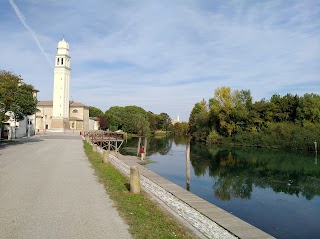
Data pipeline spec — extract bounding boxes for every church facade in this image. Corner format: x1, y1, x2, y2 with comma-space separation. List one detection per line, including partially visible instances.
35, 39, 92, 132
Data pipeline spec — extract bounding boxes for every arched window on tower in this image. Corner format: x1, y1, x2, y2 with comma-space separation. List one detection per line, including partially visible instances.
61, 58, 64, 65
57, 58, 59, 65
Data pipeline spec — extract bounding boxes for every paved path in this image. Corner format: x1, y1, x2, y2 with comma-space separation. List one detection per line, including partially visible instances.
0, 135, 131, 239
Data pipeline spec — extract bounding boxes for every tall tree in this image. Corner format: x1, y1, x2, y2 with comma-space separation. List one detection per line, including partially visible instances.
189, 99, 210, 141
0, 70, 37, 126
209, 87, 248, 137
89, 106, 103, 117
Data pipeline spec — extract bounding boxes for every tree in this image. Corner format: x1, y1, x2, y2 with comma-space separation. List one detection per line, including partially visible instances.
89, 106, 103, 117
209, 87, 248, 137
105, 105, 151, 134
131, 114, 150, 136
147, 111, 157, 131
157, 112, 172, 131
0, 70, 37, 126
97, 115, 108, 130
189, 99, 210, 141
297, 93, 320, 123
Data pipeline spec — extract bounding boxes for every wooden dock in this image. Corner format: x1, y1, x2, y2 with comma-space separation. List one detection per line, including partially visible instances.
84, 130, 126, 153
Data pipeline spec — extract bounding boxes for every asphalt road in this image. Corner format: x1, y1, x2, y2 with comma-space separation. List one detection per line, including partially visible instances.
0, 135, 132, 239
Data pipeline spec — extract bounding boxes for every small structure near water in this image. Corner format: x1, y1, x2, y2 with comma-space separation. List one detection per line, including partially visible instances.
84, 130, 127, 154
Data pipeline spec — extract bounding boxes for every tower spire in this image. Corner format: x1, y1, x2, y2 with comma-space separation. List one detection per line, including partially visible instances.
51, 38, 71, 131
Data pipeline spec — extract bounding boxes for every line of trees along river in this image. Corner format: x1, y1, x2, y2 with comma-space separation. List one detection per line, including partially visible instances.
121, 136, 320, 239
90, 86, 319, 151
188, 86, 320, 151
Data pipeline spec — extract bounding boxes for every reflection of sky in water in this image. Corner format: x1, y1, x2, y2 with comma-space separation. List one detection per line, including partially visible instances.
147, 142, 320, 239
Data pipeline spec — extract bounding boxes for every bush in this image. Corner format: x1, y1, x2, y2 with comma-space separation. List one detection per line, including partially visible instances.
206, 130, 223, 145
233, 122, 320, 151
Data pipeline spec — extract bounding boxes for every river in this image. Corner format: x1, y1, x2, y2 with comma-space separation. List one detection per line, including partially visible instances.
121, 136, 320, 239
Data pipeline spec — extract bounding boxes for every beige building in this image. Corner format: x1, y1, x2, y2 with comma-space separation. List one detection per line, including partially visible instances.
36, 101, 89, 131
35, 39, 94, 132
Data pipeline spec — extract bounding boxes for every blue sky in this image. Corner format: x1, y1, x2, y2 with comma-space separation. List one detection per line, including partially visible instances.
1, 0, 319, 121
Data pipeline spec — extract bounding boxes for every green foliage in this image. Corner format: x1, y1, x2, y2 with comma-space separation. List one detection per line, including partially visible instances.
189, 99, 210, 141
206, 129, 222, 145
189, 86, 320, 151
156, 112, 172, 131
234, 122, 320, 151
105, 105, 150, 135
172, 122, 189, 136
89, 106, 103, 117
104, 105, 173, 135
0, 70, 37, 125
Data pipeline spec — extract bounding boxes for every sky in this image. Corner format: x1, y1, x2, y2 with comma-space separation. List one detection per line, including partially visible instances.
0, 0, 319, 121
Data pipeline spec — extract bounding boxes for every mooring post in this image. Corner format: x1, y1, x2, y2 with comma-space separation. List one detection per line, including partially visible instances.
103, 150, 109, 163
186, 140, 191, 191
137, 137, 141, 156
92, 144, 97, 152
144, 136, 148, 157
130, 166, 140, 194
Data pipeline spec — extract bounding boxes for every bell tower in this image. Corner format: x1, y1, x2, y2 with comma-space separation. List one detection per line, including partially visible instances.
51, 38, 71, 131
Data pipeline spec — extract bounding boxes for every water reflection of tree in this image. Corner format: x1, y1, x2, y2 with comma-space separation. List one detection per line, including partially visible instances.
148, 137, 173, 155
191, 144, 320, 201
121, 136, 173, 156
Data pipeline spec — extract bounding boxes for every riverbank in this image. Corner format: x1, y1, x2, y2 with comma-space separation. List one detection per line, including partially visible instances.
85, 139, 274, 239
83, 140, 195, 239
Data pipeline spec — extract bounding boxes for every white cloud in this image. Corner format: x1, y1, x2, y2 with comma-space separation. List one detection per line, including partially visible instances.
1, 0, 319, 121
8, 0, 52, 68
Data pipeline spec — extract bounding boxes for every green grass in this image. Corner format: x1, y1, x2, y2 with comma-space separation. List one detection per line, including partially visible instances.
83, 141, 194, 239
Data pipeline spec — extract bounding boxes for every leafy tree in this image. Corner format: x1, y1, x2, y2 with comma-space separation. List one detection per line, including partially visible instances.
131, 114, 150, 136
297, 93, 320, 123
0, 70, 37, 126
105, 105, 150, 135
89, 106, 103, 117
209, 87, 248, 137
97, 115, 108, 130
156, 112, 172, 131
172, 122, 189, 135
189, 99, 210, 141
147, 111, 157, 131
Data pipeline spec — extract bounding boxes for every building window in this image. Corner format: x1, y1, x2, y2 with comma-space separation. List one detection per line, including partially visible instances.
57, 58, 59, 65
72, 122, 75, 128
61, 58, 64, 65
72, 109, 78, 113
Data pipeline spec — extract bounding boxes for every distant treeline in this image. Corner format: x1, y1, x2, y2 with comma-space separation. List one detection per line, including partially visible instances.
188, 86, 320, 151
89, 105, 171, 136
89, 86, 320, 151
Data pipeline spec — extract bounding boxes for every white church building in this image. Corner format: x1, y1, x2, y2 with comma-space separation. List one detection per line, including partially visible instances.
36, 39, 96, 132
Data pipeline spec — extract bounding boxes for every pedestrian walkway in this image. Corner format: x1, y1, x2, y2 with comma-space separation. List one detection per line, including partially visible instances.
0, 135, 131, 239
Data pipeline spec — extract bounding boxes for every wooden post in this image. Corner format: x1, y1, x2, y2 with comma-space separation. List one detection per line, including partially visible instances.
315, 141, 318, 165
92, 144, 97, 152
130, 166, 140, 194
137, 137, 141, 156
103, 150, 109, 163
186, 140, 191, 191
144, 137, 148, 156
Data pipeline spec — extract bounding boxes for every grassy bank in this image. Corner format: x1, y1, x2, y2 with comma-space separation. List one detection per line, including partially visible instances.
83, 141, 194, 239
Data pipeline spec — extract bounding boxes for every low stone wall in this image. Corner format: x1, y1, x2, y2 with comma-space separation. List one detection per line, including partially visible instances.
98, 148, 237, 239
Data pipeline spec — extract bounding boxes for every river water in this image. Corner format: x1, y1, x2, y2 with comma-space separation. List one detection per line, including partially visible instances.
121, 136, 320, 239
